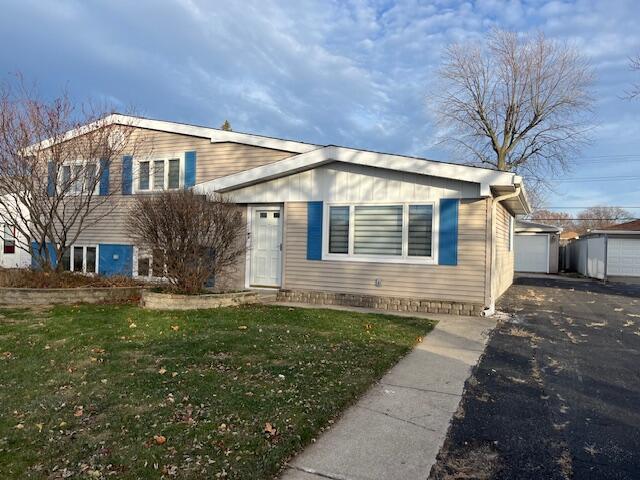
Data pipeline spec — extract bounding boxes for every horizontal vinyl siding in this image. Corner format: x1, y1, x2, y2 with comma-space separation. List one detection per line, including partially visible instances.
494, 203, 514, 298
68, 127, 294, 245
196, 143, 294, 182
283, 199, 487, 303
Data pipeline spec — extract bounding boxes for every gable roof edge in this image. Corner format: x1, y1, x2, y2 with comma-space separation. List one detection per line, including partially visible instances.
194, 145, 530, 213
30, 114, 319, 154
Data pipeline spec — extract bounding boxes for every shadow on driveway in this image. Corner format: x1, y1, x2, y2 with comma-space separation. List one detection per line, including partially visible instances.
429, 275, 640, 480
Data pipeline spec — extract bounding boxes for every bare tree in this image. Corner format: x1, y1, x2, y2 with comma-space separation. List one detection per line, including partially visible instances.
529, 209, 577, 231
0, 76, 141, 270
576, 206, 633, 233
127, 190, 246, 294
434, 29, 594, 182
628, 55, 640, 99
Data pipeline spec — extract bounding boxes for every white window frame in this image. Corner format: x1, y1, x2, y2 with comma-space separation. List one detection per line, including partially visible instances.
132, 246, 166, 280
322, 200, 439, 265
64, 244, 99, 274
59, 160, 100, 196
3, 224, 16, 255
133, 154, 185, 193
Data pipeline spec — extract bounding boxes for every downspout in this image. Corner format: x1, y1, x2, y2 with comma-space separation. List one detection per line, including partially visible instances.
603, 233, 608, 283
482, 185, 522, 317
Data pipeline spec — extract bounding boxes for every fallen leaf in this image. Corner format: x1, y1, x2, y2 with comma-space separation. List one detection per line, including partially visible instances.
74, 406, 84, 417
264, 422, 277, 436
129, 323, 137, 329
158, 367, 167, 375
15, 423, 24, 430
35, 423, 44, 432
153, 434, 166, 445
238, 325, 248, 330
170, 325, 180, 331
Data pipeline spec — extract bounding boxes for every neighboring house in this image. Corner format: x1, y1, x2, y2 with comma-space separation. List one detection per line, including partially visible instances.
0, 194, 31, 269
514, 220, 560, 274
567, 219, 640, 280
37, 114, 530, 315
560, 230, 579, 246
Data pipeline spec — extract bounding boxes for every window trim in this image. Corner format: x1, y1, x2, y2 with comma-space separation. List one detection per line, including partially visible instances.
3, 224, 16, 255
322, 200, 439, 265
133, 153, 185, 193
132, 246, 167, 280
58, 160, 101, 196
62, 244, 99, 274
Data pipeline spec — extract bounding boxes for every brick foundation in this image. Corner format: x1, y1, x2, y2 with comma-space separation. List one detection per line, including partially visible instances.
276, 289, 484, 316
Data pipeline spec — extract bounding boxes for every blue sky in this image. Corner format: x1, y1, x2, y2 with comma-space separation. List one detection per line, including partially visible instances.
1, 0, 639, 215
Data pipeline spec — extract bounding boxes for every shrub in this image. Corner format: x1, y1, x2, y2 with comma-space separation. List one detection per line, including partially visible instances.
127, 190, 245, 294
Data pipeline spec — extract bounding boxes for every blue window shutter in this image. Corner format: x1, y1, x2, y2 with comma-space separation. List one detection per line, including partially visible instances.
184, 151, 196, 188
99, 159, 109, 196
47, 162, 55, 197
31, 241, 57, 269
439, 199, 459, 266
98, 244, 133, 277
307, 201, 323, 260
121, 156, 132, 195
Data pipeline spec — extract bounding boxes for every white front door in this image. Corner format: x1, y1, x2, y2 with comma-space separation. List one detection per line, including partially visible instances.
250, 206, 283, 287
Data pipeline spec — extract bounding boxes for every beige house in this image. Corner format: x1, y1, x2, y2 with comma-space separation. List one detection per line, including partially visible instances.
46, 115, 530, 315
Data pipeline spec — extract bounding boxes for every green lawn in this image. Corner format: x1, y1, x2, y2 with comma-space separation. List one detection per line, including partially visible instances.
0, 304, 434, 479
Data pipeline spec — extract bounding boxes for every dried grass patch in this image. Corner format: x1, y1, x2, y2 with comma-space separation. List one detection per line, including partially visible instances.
0, 268, 141, 289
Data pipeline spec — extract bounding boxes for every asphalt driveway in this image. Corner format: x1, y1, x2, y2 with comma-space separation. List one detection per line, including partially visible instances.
430, 275, 640, 480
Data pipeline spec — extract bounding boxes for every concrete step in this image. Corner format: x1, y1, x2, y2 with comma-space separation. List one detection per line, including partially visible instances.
252, 291, 279, 303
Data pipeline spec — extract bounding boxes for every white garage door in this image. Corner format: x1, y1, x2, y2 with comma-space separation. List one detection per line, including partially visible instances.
607, 238, 640, 277
515, 234, 549, 273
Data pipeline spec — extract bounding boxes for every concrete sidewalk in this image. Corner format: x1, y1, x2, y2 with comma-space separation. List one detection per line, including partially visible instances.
279, 308, 496, 480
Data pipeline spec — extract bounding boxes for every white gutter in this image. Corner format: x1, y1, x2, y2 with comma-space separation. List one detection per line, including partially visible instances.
483, 185, 522, 317
589, 230, 640, 235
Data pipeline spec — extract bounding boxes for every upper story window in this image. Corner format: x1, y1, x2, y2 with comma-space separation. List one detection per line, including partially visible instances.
60, 161, 98, 195
324, 202, 437, 264
136, 156, 183, 192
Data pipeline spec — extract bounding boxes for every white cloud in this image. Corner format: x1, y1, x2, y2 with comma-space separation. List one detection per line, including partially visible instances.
0, 0, 638, 211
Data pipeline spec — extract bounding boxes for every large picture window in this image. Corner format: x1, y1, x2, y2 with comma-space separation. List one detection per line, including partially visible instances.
354, 205, 403, 255
325, 202, 437, 263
